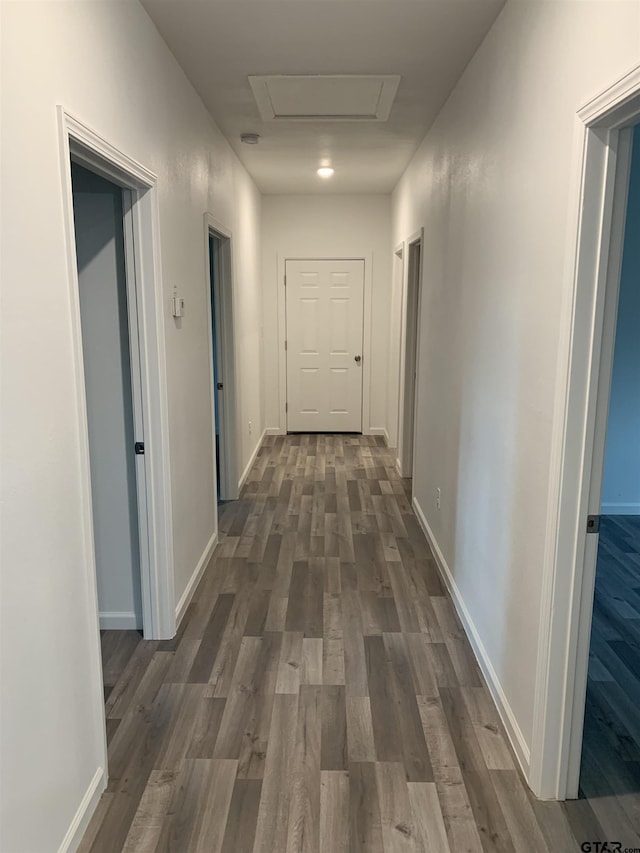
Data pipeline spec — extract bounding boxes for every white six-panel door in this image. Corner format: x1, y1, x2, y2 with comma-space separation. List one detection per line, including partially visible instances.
286, 259, 365, 432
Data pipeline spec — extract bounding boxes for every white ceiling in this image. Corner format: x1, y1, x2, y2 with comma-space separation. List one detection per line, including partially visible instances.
140, 0, 506, 194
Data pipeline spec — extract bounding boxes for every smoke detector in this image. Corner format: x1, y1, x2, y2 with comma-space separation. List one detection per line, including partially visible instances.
240, 132, 261, 145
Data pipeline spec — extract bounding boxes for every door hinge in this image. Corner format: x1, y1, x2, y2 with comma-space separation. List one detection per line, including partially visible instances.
134, 441, 145, 456
285, 402, 288, 413
586, 514, 600, 534
285, 340, 287, 351
284, 276, 287, 287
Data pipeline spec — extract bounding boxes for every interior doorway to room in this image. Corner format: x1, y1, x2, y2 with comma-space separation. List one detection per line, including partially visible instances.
206, 221, 238, 501
71, 162, 147, 692
537, 80, 640, 808
397, 233, 422, 480
209, 234, 223, 500
61, 109, 175, 649
285, 258, 365, 432
574, 125, 640, 828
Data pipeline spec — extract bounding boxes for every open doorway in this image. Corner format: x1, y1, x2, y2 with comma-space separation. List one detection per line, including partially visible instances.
205, 217, 239, 502
59, 108, 175, 655
397, 230, 423, 481
531, 67, 640, 805
572, 125, 640, 839
71, 162, 146, 696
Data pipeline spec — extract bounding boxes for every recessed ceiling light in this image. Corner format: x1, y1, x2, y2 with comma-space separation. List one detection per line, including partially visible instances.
317, 167, 334, 178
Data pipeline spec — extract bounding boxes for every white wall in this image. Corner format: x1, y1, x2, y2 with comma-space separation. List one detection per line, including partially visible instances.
72, 164, 143, 630
0, 2, 262, 850
602, 124, 640, 515
391, 0, 640, 772
261, 194, 392, 436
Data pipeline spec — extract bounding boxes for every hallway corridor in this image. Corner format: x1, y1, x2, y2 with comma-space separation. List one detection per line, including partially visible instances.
80, 435, 582, 852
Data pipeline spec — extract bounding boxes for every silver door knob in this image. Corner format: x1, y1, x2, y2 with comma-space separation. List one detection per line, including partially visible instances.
354, 354, 362, 364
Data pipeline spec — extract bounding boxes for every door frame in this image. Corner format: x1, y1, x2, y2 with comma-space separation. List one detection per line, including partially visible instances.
530, 63, 640, 800
204, 214, 239, 501
57, 107, 175, 642
275, 252, 373, 434
396, 230, 424, 480
387, 242, 405, 450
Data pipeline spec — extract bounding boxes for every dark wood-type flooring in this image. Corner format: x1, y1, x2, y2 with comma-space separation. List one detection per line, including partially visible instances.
576, 515, 640, 845
81, 435, 634, 852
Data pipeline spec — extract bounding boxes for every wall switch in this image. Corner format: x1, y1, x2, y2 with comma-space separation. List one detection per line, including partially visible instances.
436, 488, 441, 510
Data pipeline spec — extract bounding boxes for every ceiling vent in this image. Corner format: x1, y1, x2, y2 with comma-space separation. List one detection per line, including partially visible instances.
248, 74, 400, 122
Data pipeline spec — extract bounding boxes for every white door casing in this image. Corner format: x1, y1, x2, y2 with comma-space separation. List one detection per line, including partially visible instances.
286, 259, 364, 432
396, 230, 423, 479
530, 64, 640, 800
204, 215, 239, 502
58, 107, 175, 642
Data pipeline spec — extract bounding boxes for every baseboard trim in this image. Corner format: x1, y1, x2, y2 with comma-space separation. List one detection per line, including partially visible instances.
239, 429, 267, 490
265, 426, 286, 436
412, 496, 531, 776
175, 530, 218, 629
57, 766, 105, 853
367, 427, 389, 444
601, 502, 640, 515
99, 612, 140, 630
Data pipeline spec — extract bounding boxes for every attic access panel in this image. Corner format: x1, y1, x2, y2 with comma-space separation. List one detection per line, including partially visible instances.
248, 74, 400, 122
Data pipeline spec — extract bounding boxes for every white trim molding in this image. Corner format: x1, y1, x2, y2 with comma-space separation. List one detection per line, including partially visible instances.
99, 612, 140, 631
397, 230, 424, 483
239, 429, 267, 491
530, 61, 640, 800
412, 497, 531, 776
57, 107, 175, 642
57, 767, 105, 853
579, 63, 640, 128
175, 531, 218, 629
204, 214, 240, 502
386, 242, 405, 451
367, 426, 389, 446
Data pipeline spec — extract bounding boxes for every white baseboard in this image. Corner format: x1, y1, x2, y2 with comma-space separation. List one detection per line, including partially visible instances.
239, 429, 267, 490
601, 502, 640, 515
99, 612, 140, 630
265, 426, 286, 436
411, 496, 531, 776
395, 457, 406, 477
175, 530, 218, 630
367, 427, 389, 444
57, 766, 105, 853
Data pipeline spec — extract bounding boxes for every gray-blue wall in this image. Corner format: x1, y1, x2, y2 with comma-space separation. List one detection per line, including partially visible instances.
602, 126, 640, 515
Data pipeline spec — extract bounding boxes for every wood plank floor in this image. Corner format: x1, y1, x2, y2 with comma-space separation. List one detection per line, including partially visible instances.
572, 515, 640, 847
101, 630, 143, 703
82, 434, 598, 852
